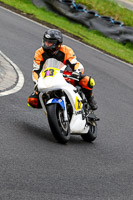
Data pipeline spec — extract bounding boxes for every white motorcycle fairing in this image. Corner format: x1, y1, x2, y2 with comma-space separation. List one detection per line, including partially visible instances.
37, 58, 89, 134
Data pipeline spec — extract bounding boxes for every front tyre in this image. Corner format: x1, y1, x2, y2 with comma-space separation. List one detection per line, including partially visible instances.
81, 121, 97, 142
46, 104, 70, 144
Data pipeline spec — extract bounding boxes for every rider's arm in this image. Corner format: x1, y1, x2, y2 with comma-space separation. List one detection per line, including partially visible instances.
32, 47, 44, 84
64, 46, 84, 74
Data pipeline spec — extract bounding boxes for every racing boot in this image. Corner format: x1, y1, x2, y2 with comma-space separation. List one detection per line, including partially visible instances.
87, 95, 98, 110
28, 91, 42, 109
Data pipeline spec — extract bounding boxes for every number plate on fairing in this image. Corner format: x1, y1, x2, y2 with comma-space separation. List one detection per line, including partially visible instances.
42, 68, 59, 79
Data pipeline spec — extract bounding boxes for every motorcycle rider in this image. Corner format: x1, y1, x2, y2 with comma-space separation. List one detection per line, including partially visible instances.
28, 29, 98, 110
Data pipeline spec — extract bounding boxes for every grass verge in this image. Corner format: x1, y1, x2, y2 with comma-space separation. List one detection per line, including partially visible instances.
76, 0, 133, 27
0, 0, 133, 64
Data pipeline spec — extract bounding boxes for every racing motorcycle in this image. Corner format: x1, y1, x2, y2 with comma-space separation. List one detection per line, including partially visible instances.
37, 58, 99, 144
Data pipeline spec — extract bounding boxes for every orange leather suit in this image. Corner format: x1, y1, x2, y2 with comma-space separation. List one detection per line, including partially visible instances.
32, 45, 94, 94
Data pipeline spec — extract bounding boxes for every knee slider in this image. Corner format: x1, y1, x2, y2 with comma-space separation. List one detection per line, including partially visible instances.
88, 77, 95, 88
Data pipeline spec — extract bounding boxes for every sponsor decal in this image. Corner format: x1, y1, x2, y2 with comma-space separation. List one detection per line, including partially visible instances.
75, 96, 82, 111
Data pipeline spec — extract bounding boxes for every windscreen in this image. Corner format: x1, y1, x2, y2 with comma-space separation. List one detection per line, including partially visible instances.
43, 58, 64, 69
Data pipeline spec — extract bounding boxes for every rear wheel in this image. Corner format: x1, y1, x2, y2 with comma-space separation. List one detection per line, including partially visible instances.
81, 121, 97, 142
46, 104, 70, 144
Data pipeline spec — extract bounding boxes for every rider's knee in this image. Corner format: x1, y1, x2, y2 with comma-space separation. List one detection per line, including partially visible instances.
79, 75, 95, 90
88, 77, 95, 88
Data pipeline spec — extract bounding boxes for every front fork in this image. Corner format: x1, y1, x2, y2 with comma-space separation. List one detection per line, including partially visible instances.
61, 96, 68, 122
39, 92, 68, 122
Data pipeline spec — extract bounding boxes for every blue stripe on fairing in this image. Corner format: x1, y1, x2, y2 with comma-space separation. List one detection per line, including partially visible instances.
47, 98, 65, 110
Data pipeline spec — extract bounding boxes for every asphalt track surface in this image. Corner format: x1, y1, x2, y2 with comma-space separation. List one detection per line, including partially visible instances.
0, 6, 133, 200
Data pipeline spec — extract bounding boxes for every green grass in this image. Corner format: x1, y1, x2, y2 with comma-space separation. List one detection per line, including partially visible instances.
0, 0, 133, 64
76, 0, 133, 27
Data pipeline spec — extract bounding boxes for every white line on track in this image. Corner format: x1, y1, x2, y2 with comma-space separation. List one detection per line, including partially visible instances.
0, 50, 24, 96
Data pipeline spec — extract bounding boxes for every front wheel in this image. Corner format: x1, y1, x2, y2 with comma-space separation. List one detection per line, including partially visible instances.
46, 104, 70, 144
81, 121, 97, 142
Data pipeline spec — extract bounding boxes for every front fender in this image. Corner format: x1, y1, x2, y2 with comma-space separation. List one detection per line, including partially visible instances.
46, 98, 65, 110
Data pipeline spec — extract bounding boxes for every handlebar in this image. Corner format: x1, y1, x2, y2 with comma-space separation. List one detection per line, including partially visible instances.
63, 74, 79, 81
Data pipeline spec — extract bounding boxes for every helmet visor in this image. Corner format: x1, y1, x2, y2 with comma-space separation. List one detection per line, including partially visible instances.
42, 38, 58, 50
44, 41, 54, 47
